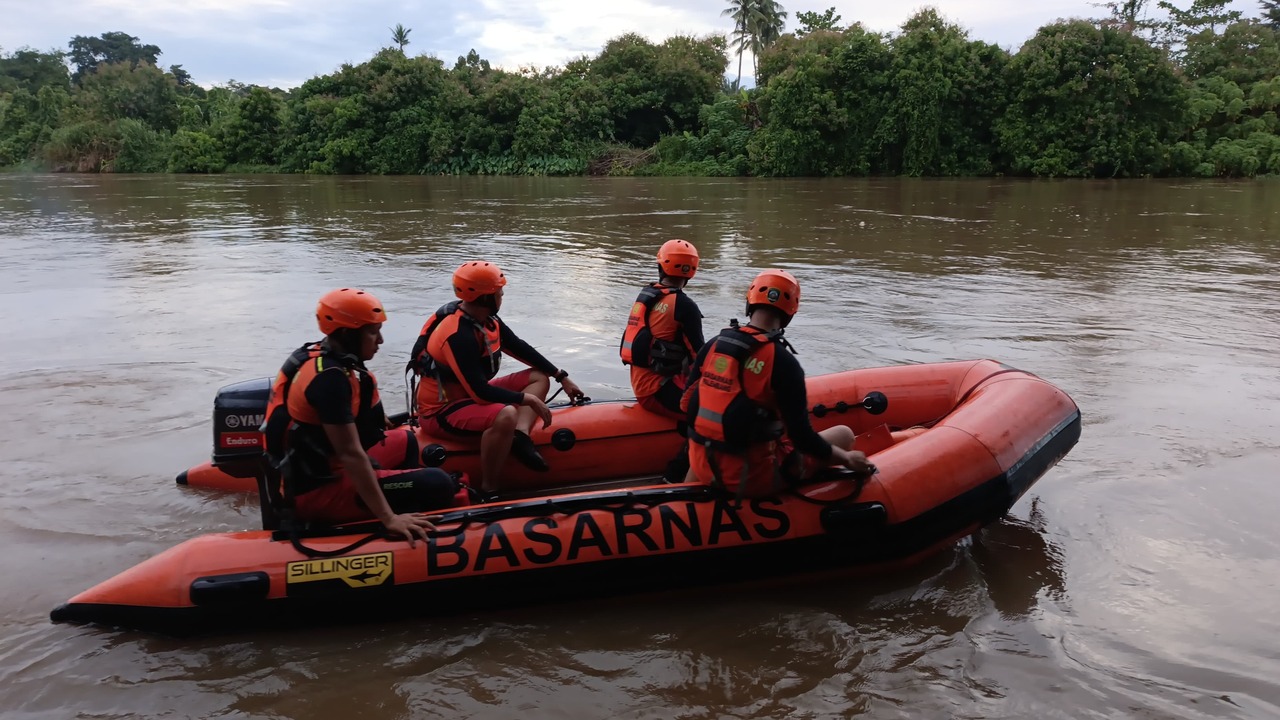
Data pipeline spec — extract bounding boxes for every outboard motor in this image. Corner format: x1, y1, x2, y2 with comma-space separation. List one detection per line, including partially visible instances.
210, 377, 273, 475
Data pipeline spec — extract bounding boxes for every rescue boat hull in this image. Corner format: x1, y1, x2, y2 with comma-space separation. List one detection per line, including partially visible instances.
53, 360, 1080, 635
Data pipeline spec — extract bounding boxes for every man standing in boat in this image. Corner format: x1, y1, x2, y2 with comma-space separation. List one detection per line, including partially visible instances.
410, 261, 584, 496
262, 288, 458, 545
683, 270, 875, 497
619, 239, 706, 481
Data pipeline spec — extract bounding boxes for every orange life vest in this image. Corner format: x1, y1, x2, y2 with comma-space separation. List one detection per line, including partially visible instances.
688, 324, 786, 450
619, 284, 691, 377
410, 302, 503, 414
687, 324, 789, 496
262, 341, 386, 496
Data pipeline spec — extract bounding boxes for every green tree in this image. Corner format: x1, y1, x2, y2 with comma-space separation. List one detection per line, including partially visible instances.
590, 33, 727, 146
1183, 18, 1280, 83
875, 9, 1009, 175
68, 32, 161, 83
169, 64, 193, 87
750, 25, 892, 175
1259, 0, 1280, 30
1155, 0, 1244, 57
0, 84, 70, 164
1176, 20, 1280, 176
0, 48, 70, 94
390, 24, 412, 53
795, 7, 842, 36
1158, 0, 1243, 32
997, 20, 1187, 177
168, 128, 223, 172
74, 61, 180, 131
222, 86, 284, 166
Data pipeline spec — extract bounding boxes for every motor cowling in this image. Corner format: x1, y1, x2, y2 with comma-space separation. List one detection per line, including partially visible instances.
211, 377, 272, 469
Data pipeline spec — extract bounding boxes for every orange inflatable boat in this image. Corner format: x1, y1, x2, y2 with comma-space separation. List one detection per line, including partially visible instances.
52, 360, 1080, 635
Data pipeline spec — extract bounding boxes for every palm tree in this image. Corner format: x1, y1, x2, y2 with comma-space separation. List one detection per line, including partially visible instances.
749, 0, 787, 79
721, 0, 788, 85
721, 0, 755, 87
390, 23, 412, 53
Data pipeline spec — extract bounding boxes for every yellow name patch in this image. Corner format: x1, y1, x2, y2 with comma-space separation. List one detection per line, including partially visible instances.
286, 552, 393, 588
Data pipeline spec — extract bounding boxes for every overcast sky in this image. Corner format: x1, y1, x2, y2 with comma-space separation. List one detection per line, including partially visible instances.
0, 0, 1266, 89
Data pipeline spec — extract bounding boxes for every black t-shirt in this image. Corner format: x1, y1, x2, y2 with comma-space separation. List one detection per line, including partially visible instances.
672, 291, 706, 353
443, 319, 559, 405
303, 367, 354, 424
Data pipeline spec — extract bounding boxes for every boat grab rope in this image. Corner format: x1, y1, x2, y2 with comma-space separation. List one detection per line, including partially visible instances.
277, 486, 718, 557
280, 474, 876, 558
288, 530, 387, 559
784, 468, 874, 507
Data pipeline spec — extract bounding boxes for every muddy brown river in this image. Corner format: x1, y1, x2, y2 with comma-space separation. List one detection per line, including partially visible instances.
0, 175, 1277, 718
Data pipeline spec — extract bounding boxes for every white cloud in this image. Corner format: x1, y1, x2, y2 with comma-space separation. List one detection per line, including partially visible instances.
460, 0, 725, 70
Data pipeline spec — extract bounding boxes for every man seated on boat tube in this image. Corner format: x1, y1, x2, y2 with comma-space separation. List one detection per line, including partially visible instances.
620, 239, 706, 420
410, 261, 584, 496
620, 240, 706, 481
261, 288, 458, 545
683, 270, 875, 497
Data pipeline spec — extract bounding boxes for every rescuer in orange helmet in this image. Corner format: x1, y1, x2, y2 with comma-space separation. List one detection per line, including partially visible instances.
619, 239, 706, 481
620, 239, 706, 419
409, 262, 584, 495
682, 270, 875, 497
262, 288, 458, 545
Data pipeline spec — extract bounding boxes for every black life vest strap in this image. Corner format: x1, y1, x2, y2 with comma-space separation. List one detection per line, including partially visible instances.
406, 301, 461, 376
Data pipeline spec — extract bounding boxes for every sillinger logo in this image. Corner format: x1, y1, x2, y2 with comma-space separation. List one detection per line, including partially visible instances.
286, 552, 394, 593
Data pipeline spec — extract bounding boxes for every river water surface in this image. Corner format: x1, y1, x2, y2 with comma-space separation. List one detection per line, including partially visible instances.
0, 175, 1277, 719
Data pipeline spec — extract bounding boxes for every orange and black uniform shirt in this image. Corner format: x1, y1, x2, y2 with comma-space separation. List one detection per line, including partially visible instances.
263, 342, 387, 494
684, 327, 832, 461
415, 304, 560, 417
622, 283, 705, 398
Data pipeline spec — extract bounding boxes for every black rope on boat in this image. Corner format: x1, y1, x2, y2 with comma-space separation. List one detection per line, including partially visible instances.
287, 530, 387, 559
778, 466, 870, 504
275, 485, 717, 557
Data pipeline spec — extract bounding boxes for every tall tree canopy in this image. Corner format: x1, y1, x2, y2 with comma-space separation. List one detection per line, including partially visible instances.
68, 32, 161, 83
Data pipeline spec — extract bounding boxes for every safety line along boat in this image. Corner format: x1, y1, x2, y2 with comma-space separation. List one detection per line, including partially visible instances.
51, 360, 1080, 635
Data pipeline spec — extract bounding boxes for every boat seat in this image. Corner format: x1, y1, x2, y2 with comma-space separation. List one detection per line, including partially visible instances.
853, 424, 897, 456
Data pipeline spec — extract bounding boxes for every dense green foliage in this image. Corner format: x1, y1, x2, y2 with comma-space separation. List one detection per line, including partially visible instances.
2, 8, 1279, 178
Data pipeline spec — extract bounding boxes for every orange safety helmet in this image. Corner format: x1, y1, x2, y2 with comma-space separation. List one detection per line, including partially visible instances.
745, 269, 800, 326
316, 288, 387, 335
657, 239, 699, 279
453, 261, 508, 302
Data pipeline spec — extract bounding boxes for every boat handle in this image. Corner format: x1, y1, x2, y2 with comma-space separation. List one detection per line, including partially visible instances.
812, 391, 888, 418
